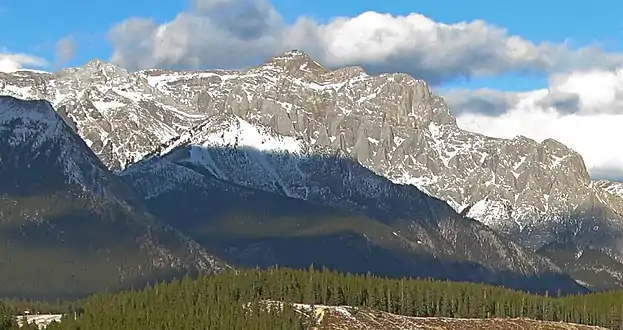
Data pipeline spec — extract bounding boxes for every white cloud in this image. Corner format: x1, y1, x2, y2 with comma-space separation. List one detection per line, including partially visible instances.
108, 0, 623, 84
453, 67, 623, 180
109, 0, 283, 70
0, 53, 47, 73
443, 89, 520, 116
285, 13, 623, 83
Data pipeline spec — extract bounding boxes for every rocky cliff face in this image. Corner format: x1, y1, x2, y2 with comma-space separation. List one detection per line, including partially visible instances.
2, 50, 623, 289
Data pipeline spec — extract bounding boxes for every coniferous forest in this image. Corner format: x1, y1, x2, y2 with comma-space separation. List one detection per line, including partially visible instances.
3, 267, 623, 329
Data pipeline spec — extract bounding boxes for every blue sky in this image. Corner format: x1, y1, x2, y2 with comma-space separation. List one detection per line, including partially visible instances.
275, 0, 621, 45
2, 0, 622, 91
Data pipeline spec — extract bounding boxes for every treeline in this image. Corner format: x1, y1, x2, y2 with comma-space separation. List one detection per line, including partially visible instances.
3, 266, 623, 329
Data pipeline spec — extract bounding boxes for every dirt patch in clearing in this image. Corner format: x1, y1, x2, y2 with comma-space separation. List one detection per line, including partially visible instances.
315, 306, 607, 330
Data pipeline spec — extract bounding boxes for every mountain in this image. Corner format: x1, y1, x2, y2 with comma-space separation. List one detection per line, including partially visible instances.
2, 50, 623, 289
139, 51, 623, 270
119, 114, 585, 294
0, 96, 226, 299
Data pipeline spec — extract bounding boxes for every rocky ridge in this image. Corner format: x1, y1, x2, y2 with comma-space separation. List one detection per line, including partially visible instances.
0, 61, 206, 170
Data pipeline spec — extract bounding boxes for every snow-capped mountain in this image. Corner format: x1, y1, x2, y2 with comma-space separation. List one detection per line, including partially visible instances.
0, 96, 226, 298
2, 50, 623, 289
0, 61, 206, 170
136, 50, 623, 254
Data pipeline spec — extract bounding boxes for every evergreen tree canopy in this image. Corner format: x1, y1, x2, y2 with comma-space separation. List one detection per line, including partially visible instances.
2, 267, 623, 329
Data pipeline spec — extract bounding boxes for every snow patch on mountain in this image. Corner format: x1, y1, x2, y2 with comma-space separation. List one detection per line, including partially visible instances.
593, 180, 623, 199
184, 115, 303, 155
465, 199, 515, 229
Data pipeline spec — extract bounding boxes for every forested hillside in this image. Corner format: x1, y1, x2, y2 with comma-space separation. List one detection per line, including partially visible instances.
2, 267, 623, 329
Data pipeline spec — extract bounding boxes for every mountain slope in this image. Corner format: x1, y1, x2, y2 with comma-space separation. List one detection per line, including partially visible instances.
120, 114, 585, 294
537, 239, 623, 290
2, 51, 623, 289
0, 96, 226, 299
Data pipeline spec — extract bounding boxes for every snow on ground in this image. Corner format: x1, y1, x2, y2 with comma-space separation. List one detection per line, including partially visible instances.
15, 314, 64, 329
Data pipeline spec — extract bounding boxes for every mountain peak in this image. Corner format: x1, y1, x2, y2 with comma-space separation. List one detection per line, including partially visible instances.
82, 58, 128, 75
282, 49, 310, 58
83, 58, 107, 68
0, 96, 57, 125
0, 96, 226, 298
264, 49, 326, 73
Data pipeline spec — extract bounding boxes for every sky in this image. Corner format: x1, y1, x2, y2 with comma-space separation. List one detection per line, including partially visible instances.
2, 0, 623, 180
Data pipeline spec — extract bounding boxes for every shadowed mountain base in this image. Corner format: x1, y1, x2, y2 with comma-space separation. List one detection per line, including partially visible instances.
122, 144, 588, 295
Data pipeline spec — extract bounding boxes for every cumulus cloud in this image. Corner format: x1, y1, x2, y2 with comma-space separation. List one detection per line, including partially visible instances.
108, 0, 623, 84
285, 14, 623, 83
535, 90, 581, 114
452, 67, 623, 180
109, 0, 283, 70
443, 89, 520, 116
0, 53, 47, 72
54, 36, 77, 66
